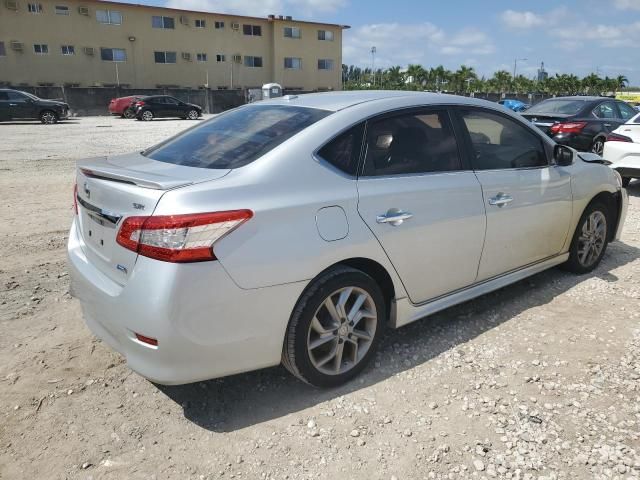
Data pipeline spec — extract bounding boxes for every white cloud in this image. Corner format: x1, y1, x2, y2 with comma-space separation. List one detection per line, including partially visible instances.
343, 22, 494, 68
613, 0, 640, 10
551, 21, 640, 48
163, 0, 346, 18
500, 10, 544, 29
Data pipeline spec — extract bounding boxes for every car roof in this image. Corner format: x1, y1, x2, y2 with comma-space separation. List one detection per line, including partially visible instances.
261, 90, 499, 112
545, 96, 610, 102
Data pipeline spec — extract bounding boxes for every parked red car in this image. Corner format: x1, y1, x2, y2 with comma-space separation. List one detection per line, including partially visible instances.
108, 95, 142, 118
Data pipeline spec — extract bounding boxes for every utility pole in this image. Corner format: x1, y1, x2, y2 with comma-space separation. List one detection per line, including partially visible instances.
513, 58, 527, 79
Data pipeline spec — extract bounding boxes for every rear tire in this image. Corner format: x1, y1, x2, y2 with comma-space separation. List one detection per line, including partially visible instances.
562, 201, 610, 274
282, 266, 385, 388
123, 107, 136, 119
591, 137, 605, 156
40, 110, 58, 124
141, 110, 154, 122
622, 177, 631, 188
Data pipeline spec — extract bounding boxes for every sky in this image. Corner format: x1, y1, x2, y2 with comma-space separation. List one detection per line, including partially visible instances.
118, 0, 640, 85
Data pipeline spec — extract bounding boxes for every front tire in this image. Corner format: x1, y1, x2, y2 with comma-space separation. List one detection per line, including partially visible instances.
141, 110, 154, 122
591, 137, 605, 156
622, 177, 632, 188
563, 201, 610, 274
282, 266, 385, 388
186, 109, 199, 120
40, 110, 58, 124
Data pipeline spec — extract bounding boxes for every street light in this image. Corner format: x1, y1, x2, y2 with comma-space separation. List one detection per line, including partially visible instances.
370, 46, 376, 87
513, 58, 527, 78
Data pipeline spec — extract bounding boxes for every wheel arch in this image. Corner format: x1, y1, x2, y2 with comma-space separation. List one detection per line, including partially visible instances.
584, 190, 620, 241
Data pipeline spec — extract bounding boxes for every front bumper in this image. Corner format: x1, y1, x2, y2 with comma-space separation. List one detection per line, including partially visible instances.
67, 219, 306, 385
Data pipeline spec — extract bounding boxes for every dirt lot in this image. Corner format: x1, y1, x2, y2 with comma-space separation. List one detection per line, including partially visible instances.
1, 116, 639, 480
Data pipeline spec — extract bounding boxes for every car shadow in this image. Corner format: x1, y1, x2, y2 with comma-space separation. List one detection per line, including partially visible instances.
157, 240, 640, 433
626, 180, 640, 197
0, 120, 81, 125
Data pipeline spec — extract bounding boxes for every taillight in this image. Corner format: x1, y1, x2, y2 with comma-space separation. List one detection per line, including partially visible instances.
135, 101, 145, 107
116, 210, 253, 263
550, 122, 587, 134
606, 132, 632, 143
73, 182, 78, 215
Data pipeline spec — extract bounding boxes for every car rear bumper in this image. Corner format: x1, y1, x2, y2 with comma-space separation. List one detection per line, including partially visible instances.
603, 142, 640, 176
67, 219, 305, 385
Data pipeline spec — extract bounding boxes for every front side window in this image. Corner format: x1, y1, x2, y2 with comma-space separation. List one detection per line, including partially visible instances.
318, 30, 334, 41
617, 102, 637, 121
460, 108, 547, 170
593, 102, 617, 119
152, 16, 174, 29
28, 3, 42, 13
284, 57, 302, 70
0, 42, 6, 57
154, 51, 177, 64
97, 10, 122, 25
362, 110, 462, 176
244, 56, 262, 67
284, 26, 301, 38
33, 44, 49, 55
196, 53, 207, 62
243, 24, 261, 36
195, 19, 205, 28
55, 5, 68, 14
318, 59, 334, 70
61, 45, 75, 55
317, 124, 364, 176
144, 105, 331, 169
100, 47, 126, 62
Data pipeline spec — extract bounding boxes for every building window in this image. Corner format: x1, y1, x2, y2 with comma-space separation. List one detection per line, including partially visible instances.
284, 57, 302, 69
154, 51, 177, 64
243, 24, 261, 36
216, 54, 225, 62
215, 21, 224, 29
28, 3, 43, 13
284, 27, 301, 38
318, 30, 334, 41
33, 44, 49, 55
55, 5, 69, 15
196, 53, 207, 62
100, 47, 126, 62
0, 42, 6, 57
61, 45, 75, 55
318, 59, 334, 70
244, 55, 262, 67
195, 19, 205, 28
96, 10, 122, 25
152, 16, 174, 29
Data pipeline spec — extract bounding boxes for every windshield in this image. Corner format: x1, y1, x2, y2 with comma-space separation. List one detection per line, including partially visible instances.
526, 99, 586, 115
144, 104, 331, 169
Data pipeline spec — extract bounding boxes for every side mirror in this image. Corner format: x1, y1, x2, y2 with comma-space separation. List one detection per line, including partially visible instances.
554, 144, 574, 166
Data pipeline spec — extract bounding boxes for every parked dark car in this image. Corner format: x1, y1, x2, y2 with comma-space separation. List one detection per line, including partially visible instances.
0, 89, 69, 124
522, 96, 638, 155
134, 96, 202, 121
108, 95, 143, 118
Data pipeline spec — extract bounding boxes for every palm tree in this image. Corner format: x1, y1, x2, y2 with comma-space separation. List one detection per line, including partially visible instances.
491, 70, 512, 93
616, 75, 629, 91
406, 64, 427, 89
453, 65, 477, 93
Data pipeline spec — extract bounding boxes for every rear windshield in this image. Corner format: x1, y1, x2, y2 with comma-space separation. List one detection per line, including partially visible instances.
526, 99, 586, 115
144, 104, 331, 169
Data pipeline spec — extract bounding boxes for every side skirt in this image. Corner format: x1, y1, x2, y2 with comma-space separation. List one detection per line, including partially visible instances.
391, 253, 569, 328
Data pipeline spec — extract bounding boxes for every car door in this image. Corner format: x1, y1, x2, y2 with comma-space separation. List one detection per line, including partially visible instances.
0, 92, 10, 120
456, 107, 573, 281
6, 91, 33, 119
593, 101, 624, 134
163, 97, 182, 117
356, 108, 486, 304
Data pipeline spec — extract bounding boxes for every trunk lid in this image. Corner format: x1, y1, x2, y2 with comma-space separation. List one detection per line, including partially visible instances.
75, 152, 230, 285
522, 113, 572, 136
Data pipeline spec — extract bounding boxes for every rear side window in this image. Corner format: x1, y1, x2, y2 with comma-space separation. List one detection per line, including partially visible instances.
617, 102, 637, 121
317, 124, 364, 176
593, 102, 617, 119
460, 109, 547, 170
145, 105, 331, 169
362, 110, 462, 176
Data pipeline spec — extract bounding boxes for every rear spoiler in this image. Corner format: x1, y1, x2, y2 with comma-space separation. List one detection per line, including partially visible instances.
80, 167, 194, 190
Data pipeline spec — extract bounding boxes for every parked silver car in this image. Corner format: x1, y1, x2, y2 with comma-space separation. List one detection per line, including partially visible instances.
68, 91, 628, 387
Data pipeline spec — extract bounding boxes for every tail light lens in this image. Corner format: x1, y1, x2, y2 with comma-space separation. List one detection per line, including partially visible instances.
606, 132, 632, 142
134, 101, 145, 107
73, 182, 78, 215
550, 121, 587, 134
116, 210, 253, 263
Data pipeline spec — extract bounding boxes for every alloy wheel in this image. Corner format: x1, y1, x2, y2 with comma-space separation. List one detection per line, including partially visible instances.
591, 139, 604, 155
41, 112, 57, 124
577, 210, 607, 267
306, 286, 377, 375
142, 111, 153, 121
187, 110, 199, 120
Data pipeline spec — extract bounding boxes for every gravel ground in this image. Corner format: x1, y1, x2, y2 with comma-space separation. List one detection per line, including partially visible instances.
1, 116, 639, 480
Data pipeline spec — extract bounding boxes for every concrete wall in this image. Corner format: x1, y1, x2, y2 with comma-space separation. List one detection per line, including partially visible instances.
0, 0, 345, 91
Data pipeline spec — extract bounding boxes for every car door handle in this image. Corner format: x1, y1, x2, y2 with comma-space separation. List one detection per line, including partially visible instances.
9, 103, 16, 106
376, 210, 413, 226
604, 123, 612, 127
488, 193, 513, 207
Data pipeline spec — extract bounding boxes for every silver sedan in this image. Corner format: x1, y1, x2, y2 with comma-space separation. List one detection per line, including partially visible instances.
67, 91, 628, 387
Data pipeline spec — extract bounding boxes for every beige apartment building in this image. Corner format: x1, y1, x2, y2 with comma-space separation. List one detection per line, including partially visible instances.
0, 0, 348, 90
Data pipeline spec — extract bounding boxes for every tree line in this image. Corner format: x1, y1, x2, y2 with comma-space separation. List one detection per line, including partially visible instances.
342, 64, 631, 96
